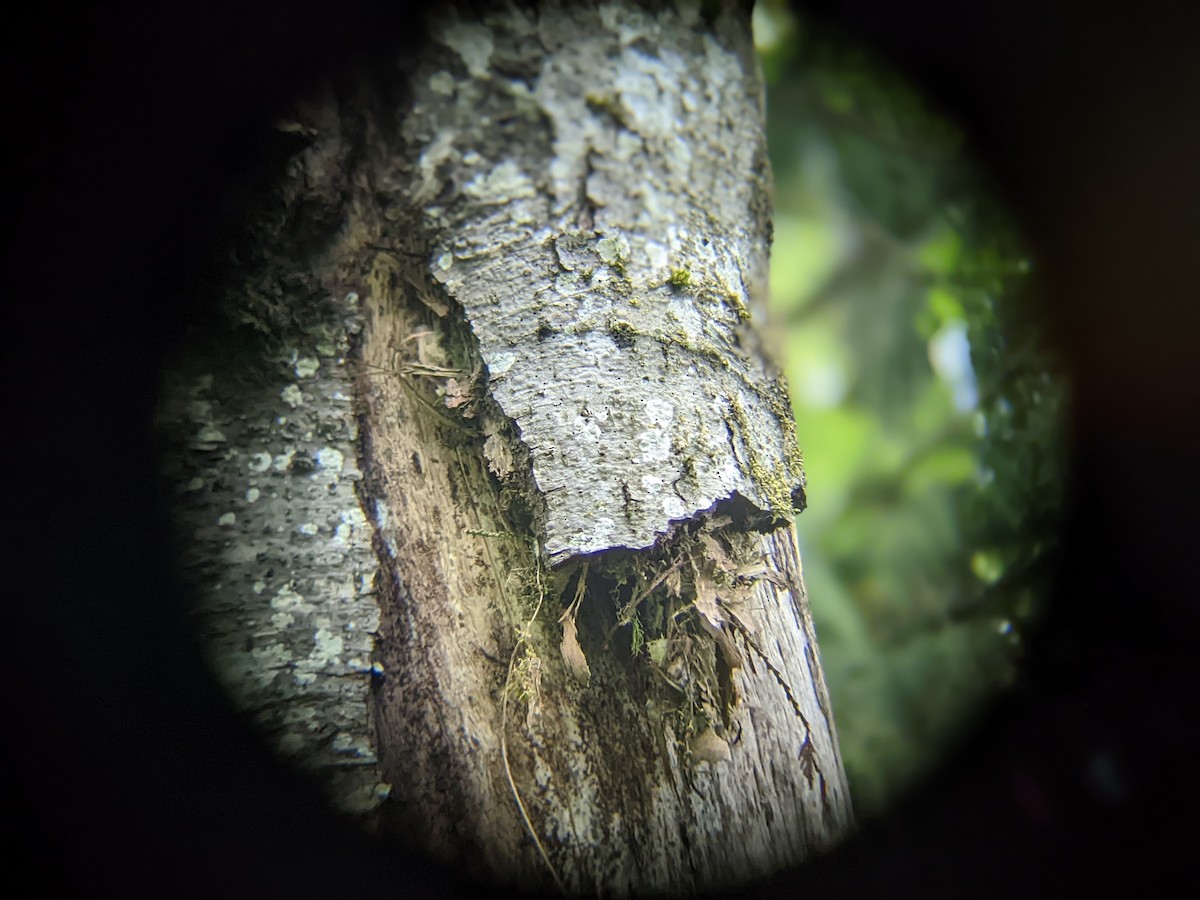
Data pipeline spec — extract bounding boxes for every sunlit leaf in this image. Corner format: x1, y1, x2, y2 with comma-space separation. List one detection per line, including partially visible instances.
560, 614, 590, 685
918, 228, 962, 276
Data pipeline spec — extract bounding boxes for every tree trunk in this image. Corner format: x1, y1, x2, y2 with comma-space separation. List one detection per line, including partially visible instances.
157, 0, 852, 893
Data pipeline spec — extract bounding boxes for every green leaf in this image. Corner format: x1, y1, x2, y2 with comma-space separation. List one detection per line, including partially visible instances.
630, 614, 645, 656
927, 285, 964, 326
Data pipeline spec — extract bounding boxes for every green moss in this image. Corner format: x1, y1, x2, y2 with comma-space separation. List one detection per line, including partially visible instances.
727, 397, 802, 517
669, 268, 692, 290
763, 379, 808, 509
663, 328, 731, 369
682, 455, 697, 480
726, 291, 752, 322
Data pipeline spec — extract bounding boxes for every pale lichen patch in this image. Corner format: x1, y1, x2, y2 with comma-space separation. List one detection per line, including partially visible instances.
281, 384, 304, 408
311, 627, 345, 667
464, 160, 537, 203
438, 20, 495, 79
596, 234, 631, 268
294, 356, 320, 378
316, 446, 345, 472
429, 70, 456, 96
192, 424, 227, 449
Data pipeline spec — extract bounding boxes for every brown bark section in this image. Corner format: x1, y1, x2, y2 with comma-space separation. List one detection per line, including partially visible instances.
354, 283, 852, 892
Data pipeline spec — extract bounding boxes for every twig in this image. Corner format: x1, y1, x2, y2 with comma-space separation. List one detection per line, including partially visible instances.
607, 556, 686, 643
559, 562, 589, 624
359, 360, 474, 434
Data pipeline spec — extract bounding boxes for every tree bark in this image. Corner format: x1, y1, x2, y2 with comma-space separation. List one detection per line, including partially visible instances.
157, 0, 852, 893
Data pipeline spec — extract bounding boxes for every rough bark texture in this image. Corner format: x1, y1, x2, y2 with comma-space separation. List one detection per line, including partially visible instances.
156, 0, 851, 894
414, 0, 805, 562
156, 310, 389, 818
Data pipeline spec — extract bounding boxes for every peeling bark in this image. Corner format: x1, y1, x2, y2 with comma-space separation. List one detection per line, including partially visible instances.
157, 0, 851, 894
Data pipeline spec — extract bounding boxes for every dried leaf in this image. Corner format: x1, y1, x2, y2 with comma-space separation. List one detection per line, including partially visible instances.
690, 727, 732, 764
691, 564, 725, 630
664, 566, 683, 599
444, 377, 470, 409
646, 637, 669, 666
700, 533, 735, 574
692, 606, 744, 670
560, 615, 591, 685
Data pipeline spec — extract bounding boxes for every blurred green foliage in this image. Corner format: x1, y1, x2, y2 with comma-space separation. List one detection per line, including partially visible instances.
754, 1, 1067, 818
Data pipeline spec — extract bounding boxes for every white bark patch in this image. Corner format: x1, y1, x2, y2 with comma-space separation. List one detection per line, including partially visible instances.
636, 396, 674, 465
310, 627, 345, 667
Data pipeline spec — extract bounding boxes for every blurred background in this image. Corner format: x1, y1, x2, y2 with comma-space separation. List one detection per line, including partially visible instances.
754, 2, 1068, 819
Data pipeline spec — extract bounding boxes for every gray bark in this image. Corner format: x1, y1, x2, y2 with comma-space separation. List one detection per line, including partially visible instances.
156, 316, 390, 818
157, 0, 852, 893
419, 1, 803, 562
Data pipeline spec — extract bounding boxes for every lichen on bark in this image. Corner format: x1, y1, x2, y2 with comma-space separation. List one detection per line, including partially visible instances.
156, 302, 390, 818
410, 0, 804, 563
